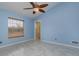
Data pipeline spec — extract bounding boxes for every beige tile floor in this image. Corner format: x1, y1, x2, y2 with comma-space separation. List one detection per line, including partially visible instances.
0, 40, 79, 56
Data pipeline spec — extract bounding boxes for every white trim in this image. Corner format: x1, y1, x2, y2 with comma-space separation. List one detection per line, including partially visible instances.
34, 20, 41, 40
34, 20, 36, 40
42, 40, 79, 49
0, 39, 33, 48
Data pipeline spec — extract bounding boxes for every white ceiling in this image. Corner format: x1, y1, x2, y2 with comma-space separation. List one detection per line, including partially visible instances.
0, 2, 59, 19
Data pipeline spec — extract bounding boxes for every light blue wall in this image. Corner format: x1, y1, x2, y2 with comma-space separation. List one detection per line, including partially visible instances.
36, 2, 79, 46
1, 2, 79, 47
0, 9, 34, 46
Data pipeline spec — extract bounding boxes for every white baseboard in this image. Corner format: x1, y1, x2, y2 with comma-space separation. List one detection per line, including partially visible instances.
42, 40, 79, 49
0, 39, 33, 48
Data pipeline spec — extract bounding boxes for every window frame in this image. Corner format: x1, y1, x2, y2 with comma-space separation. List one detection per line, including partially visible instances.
8, 17, 24, 38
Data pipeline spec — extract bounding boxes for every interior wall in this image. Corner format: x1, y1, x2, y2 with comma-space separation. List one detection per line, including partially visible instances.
0, 8, 34, 46
35, 2, 79, 47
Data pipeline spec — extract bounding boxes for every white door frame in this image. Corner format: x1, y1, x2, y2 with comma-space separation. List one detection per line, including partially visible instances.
34, 20, 41, 40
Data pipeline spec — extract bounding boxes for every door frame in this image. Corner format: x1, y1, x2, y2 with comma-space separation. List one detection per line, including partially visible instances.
34, 20, 41, 40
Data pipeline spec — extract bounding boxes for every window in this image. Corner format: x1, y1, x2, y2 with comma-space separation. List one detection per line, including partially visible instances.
8, 17, 24, 38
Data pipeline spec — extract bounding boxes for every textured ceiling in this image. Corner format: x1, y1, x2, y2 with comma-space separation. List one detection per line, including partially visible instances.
0, 2, 59, 18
